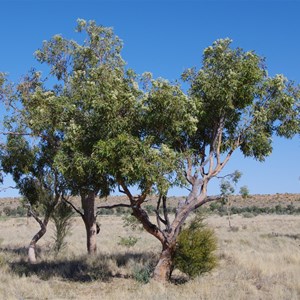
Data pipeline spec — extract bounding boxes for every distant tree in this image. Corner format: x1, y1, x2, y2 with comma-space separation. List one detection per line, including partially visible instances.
239, 186, 250, 199
95, 39, 300, 283
219, 170, 241, 228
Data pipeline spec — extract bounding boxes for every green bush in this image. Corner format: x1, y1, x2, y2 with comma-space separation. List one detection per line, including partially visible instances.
3, 206, 12, 216
132, 263, 152, 284
115, 207, 128, 215
174, 216, 218, 279
118, 236, 140, 248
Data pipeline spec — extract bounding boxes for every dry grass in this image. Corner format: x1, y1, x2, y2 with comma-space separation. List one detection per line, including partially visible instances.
0, 213, 299, 300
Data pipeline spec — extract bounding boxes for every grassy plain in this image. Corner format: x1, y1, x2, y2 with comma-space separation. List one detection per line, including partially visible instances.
0, 197, 299, 299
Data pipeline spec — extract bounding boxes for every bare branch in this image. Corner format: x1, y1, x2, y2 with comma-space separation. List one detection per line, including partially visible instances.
138, 182, 152, 205
0, 185, 17, 192
26, 204, 44, 228
194, 195, 222, 210
97, 203, 131, 209
62, 196, 83, 217
118, 179, 134, 205
154, 209, 167, 225
0, 131, 33, 136
216, 118, 225, 166
162, 195, 171, 230
118, 184, 126, 194
156, 194, 162, 229
185, 157, 194, 184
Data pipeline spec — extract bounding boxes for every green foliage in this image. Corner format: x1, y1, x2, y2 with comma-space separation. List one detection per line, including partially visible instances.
132, 263, 152, 284
51, 201, 74, 255
97, 208, 114, 215
239, 186, 250, 199
118, 236, 140, 248
122, 214, 144, 231
209, 202, 300, 216
2, 205, 27, 217
174, 215, 218, 279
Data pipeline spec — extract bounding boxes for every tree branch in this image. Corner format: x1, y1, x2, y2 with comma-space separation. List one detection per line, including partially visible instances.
156, 194, 162, 229
154, 209, 167, 225
162, 195, 171, 231
0, 131, 33, 136
0, 185, 17, 192
62, 196, 83, 217
184, 157, 194, 184
194, 195, 222, 210
97, 203, 131, 209
118, 184, 126, 194
26, 204, 44, 228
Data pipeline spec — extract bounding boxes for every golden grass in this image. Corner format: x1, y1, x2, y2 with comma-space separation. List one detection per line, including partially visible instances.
0, 214, 299, 299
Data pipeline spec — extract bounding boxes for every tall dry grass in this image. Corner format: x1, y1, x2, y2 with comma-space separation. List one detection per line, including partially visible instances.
0, 214, 299, 299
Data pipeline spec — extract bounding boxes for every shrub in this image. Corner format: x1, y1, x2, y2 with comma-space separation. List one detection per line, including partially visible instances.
132, 263, 152, 284
122, 214, 144, 231
174, 215, 218, 279
242, 212, 255, 218
51, 201, 73, 255
118, 236, 140, 248
144, 205, 155, 215
16, 205, 27, 217
3, 206, 12, 216
115, 207, 128, 215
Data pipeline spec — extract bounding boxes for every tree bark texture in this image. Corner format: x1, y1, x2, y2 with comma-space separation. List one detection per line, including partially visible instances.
153, 242, 176, 283
28, 217, 49, 264
81, 191, 97, 254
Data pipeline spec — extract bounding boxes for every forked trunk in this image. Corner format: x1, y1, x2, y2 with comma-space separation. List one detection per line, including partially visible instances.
153, 243, 176, 283
28, 218, 49, 264
82, 191, 97, 254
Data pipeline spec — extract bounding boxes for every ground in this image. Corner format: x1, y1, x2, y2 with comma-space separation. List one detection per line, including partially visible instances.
0, 194, 299, 299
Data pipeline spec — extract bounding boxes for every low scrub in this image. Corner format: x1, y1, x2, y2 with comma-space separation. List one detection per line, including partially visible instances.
174, 215, 218, 279
209, 202, 300, 216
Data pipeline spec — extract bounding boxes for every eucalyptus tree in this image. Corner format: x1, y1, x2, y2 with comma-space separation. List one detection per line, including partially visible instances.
0, 70, 68, 263
95, 39, 300, 283
4, 138, 67, 263
1, 20, 139, 254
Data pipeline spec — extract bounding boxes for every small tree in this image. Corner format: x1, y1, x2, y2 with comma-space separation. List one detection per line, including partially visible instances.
220, 170, 241, 228
0, 134, 65, 263
51, 201, 73, 255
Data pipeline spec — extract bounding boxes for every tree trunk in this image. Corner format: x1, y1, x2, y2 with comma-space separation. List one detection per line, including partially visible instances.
28, 218, 49, 264
153, 242, 176, 283
81, 191, 97, 254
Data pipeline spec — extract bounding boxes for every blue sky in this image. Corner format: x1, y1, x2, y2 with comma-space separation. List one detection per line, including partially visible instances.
0, 0, 299, 197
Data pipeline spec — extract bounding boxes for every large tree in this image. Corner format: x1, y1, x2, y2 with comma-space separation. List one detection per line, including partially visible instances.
95, 39, 300, 283
1, 19, 139, 254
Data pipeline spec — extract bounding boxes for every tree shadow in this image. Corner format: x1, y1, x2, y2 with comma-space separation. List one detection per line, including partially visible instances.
2, 246, 189, 284
7, 250, 158, 283
170, 275, 189, 285
9, 258, 112, 282
0, 245, 42, 257
111, 251, 158, 268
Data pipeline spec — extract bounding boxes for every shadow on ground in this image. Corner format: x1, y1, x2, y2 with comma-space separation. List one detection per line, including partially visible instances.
2, 248, 158, 282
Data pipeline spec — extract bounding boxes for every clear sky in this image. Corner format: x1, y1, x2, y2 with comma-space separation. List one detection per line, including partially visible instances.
0, 0, 299, 197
